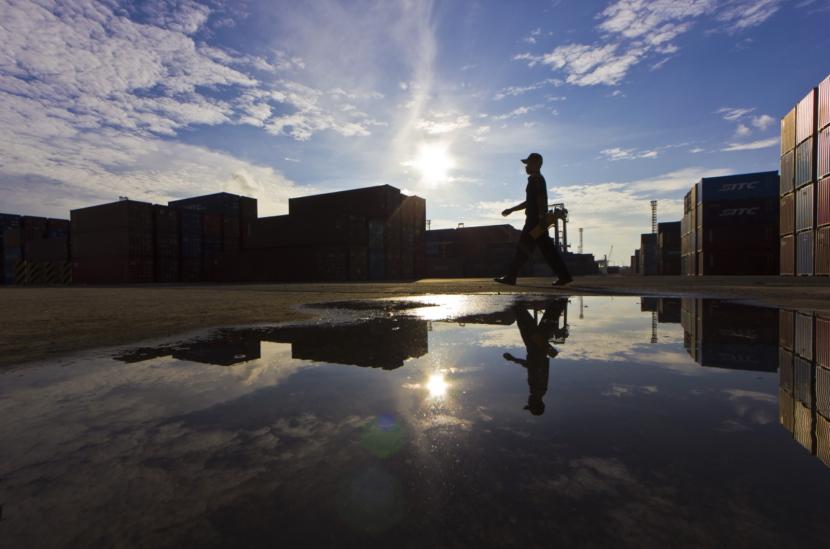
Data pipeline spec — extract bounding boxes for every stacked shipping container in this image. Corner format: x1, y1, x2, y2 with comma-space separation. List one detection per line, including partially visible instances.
1, 215, 71, 285
657, 221, 681, 275
782, 74, 830, 275
681, 185, 698, 275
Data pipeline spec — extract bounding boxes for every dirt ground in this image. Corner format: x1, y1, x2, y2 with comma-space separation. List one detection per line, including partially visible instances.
3, 275, 830, 367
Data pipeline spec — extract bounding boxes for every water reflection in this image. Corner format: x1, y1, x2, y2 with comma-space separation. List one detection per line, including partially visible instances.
5, 295, 830, 547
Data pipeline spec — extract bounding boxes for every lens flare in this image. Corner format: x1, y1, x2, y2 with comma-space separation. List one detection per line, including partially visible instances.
426, 372, 449, 399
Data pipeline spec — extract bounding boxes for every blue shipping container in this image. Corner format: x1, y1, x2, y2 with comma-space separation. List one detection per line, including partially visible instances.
699, 171, 779, 202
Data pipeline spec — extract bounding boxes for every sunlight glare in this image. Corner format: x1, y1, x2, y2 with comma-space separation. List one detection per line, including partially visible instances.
426, 372, 449, 399
408, 142, 454, 187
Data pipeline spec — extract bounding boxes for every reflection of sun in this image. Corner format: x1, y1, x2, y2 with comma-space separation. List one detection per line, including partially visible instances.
426, 372, 449, 399
406, 143, 454, 187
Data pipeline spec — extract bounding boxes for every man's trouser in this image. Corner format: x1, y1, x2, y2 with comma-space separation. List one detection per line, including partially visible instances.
507, 224, 571, 279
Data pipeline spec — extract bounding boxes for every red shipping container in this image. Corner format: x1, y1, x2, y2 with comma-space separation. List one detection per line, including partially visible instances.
817, 226, 830, 275
819, 126, 830, 179
796, 183, 815, 231
780, 192, 795, 235
797, 88, 816, 144
781, 149, 795, 196
782, 107, 797, 156
820, 75, 830, 131
781, 234, 795, 275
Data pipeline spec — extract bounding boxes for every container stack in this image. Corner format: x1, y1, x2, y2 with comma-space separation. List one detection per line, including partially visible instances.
639, 233, 657, 275
817, 77, 830, 274
681, 186, 697, 275
71, 200, 154, 284
0, 214, 21, 284
153, 205, 180, 283
781, 107, 797, 275
657, 221, 681, 275
796, 89, 817, 275
693, 172, 779, 275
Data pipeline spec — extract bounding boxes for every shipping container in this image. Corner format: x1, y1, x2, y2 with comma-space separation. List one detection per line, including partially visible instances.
25, 236, 69, 262
698, 172, 779, 202
794, 355, 813, 405
154, 205, 180, 283
780, 389, 795, 434
780, 192, 795, 235
780, 309, 795, 350
818, 316, 830, 369
796, 88, 816, 145
700, 224, 777, 250
698, 248, 778, 276
817, 226, 830, 275
780, 150, 795, 196
819, 126, 830, 179
818, 366, 830, 419
796, 312, 814, 360
818, 177, 830, 227
796, 183, 815, 231
780, 347, 795, 392
781, 234, 795, 275
796, 138, 814, 187
795, 401, 814, 452
819, 75, 830, 130
781, 107, 797, 155
818, 414, 830, 467
698, 198, 778, 228
797, 229, 814, 276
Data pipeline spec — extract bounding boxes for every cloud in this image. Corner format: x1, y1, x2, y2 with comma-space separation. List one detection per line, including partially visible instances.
415, 114, 472, 135
751, 114, 775, 130
735, 123, 752, 137
721, 137, 779, 151
600, 147, 660, 161
493, 79, 562, 100
492, 104, 544, 120
514, 0, 782, 86
522, 28, 542, 44
717, 107, 755, 121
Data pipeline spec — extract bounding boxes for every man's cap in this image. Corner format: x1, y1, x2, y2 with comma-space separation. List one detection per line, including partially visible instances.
521, 152, 543, 165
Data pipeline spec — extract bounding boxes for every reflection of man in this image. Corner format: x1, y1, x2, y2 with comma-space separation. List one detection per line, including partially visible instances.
502, 299, 568, 415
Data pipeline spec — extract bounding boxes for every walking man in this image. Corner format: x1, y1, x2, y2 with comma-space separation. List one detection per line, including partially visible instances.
495, 153, 572, 286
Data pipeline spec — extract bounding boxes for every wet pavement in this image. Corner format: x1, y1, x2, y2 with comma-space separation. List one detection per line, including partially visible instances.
1, 295, 829, 547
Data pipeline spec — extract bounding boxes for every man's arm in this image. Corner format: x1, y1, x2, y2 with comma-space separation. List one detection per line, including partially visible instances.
501, 201, 526, 217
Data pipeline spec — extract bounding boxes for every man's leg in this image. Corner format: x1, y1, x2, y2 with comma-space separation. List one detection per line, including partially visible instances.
496, 228, 536, 284
537, 234, 572, 282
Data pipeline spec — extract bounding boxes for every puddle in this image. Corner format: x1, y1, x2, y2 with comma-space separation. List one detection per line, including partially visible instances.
1, 295, 828, 547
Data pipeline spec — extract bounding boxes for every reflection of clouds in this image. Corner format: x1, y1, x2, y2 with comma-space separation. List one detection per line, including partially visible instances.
603, 384, 658, 397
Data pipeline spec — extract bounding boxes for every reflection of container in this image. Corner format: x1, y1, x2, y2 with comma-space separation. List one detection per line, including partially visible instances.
780, 234, 795, 275
794, 357, 813, 402
780, 348, 794, 391
797, 230, 814, 276
780, 309, 795, 350
780, 389, 795, 433
817, 366, 830, 418
817, 316, 830, 368
795, 401, 814, 452
796, 313, 814, 360
816, 413, 830, 467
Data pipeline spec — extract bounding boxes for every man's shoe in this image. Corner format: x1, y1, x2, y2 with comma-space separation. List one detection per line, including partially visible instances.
494, 275, 517, 285
551, 277, 573, 287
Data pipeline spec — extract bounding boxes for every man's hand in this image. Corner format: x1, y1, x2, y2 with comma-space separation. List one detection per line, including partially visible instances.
501, 208, 512, 217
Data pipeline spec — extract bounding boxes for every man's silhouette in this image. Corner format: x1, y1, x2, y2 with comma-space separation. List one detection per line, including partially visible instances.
496, 152, 572, 286
502, 299, 568, 415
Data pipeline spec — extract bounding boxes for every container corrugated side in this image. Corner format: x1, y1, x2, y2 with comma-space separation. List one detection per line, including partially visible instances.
818, 178, 830, 227
780, 309, 795, 350
782, 107, 797, 155
797, 230, 814, 276
817, 413, 830, 467
817, 226, 830, 276
780, 389, 795, 433
796, 313, 814, 360
795, 400, 814, 452
818, 316, 830, 368
780, 193, 795, 235
819, 75, 830, 131
819, 366, 830, 419
796, 138, 814, 188
780, 150, 795, 196
794, 356, 813, 405
819, 126, 830, 179
796, 183, 815, 232
780, 347, 795, 391
797, 88, 816, 145
780, 235, 795, 275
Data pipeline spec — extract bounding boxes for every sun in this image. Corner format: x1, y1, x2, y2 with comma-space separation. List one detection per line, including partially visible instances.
406, 142, 455, 187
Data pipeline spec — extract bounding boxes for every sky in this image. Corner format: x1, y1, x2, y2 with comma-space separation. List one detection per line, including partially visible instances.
1, 0, 829, 263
